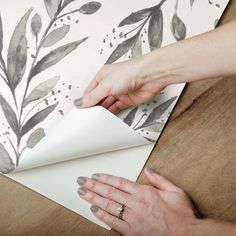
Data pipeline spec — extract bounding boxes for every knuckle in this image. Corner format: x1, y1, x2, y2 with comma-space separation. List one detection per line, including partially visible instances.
110, 217, 117, 228
88, 180, 95, 190
104, 199, 113, 211
117, 177, 126, 189
105, 186, 116, 198
87, 191, 96, 202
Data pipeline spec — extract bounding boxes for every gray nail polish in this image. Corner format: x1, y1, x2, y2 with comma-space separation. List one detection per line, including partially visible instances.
146, 167, 156, 174
91, 174, 100, 181
74, 97, 83, 108
78, 188, 87, 196
90, 205, 99, 213
77, 177, 87, 185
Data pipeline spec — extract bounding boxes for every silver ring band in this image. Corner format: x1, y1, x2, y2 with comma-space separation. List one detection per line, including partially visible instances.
118, 204, 126, 220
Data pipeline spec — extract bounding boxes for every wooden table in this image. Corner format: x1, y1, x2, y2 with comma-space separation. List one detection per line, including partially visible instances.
0, 2, 236, 236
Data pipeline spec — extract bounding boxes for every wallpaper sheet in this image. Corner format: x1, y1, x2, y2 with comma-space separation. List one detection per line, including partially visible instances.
0, 0, 229, 229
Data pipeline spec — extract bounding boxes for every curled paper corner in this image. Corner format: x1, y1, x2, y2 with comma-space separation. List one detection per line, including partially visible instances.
16, 106, 150, 172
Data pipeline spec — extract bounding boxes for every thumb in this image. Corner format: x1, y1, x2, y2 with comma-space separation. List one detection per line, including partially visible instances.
81, 84, 107, 108
145, 167, 183, 193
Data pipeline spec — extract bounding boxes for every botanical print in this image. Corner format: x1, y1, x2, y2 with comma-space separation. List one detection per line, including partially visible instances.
0, 0, 101, 174
0, 0, 228, 174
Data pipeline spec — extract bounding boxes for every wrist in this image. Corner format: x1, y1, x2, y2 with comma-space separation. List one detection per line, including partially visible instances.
136, 41, 194, 88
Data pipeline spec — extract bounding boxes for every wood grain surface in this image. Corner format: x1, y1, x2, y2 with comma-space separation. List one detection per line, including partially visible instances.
0, 2, 235, 236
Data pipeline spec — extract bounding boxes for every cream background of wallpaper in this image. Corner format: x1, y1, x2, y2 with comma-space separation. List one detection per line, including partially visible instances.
0, 0, 229, 229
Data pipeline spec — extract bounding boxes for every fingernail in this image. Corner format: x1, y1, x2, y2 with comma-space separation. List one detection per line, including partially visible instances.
91, 174, 100, 181
77, 177, 87, 185
74, 97, 83, 108
146, 167, 156, 174
78, 187, 87, 196
90, 205, 99, 213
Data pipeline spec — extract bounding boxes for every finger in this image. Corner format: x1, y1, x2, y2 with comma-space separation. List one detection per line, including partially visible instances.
77, 187, 131, 221
90, 206, 129, 234
77, 177, 133, 207
84, 78, 99, 95
91, 174, 140, 194
99, 96, 117, 108
145, 167, 183, 193
82, 85, 107, 108
108, 101, 130, 114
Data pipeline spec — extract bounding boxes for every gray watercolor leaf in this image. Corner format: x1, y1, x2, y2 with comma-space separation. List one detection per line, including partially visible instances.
0, 143, 15, 174
7, 8, 33, 91
44, 0, 60, 20
42, 25, 70, 48
31, 37, 88, 78
131, 36, 142, 58
148, 8, 163, 51
78, 1, 102, 15
190, 0, 195, 8
27, 128, 45, 149
142, 122, 165, 133
136, 96, 177, 130
123, 107, 138, 127
23, 76, 60, 108
118, 8, 151, 27
0, 14, 3, 53
31, 13, 42, 38
63, 0, 76, 8
171, 13, 186, 41
21, 102, 58, 136
0, 93, 19, 137
106, 33, 139, 64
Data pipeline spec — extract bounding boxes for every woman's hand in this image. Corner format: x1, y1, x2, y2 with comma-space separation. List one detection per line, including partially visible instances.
74, 58, 166, 114
77, 167, 201, 236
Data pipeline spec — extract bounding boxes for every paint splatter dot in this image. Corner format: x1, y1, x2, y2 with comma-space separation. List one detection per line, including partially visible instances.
112, 28, 116, 33
110, 42, 113, 48
67, 16, 71, 20
59, 110, 64, 116
103, 39, 106, 43
75, 20, 79, 24
68, 85, 72, 90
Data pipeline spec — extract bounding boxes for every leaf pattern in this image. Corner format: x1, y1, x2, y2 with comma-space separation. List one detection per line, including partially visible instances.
118, 8, 151, 27
23, 76, 60, 108
131, 36, 142, 58
27, 128, 45, 149
44, 0, 60, 19
148, 8, 163, 50
141, 122, 165, 133
0, 93, 19, 137
78, 1, 102, 15
106, 33, 139, 64
171, 13, 186, 41
21, 102, 58, 136
42, 25, 70, 47
0, 0, 101, 168
7, 8, 33, 91
32, 37, 88, 77
0, 143, 15, 174
31, 13, 42, 38
136, 96, 177, 130
63, 0, 76, 8
190, 0, 195, 8
123, 107, 138, 126
0, 14, 3, 53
